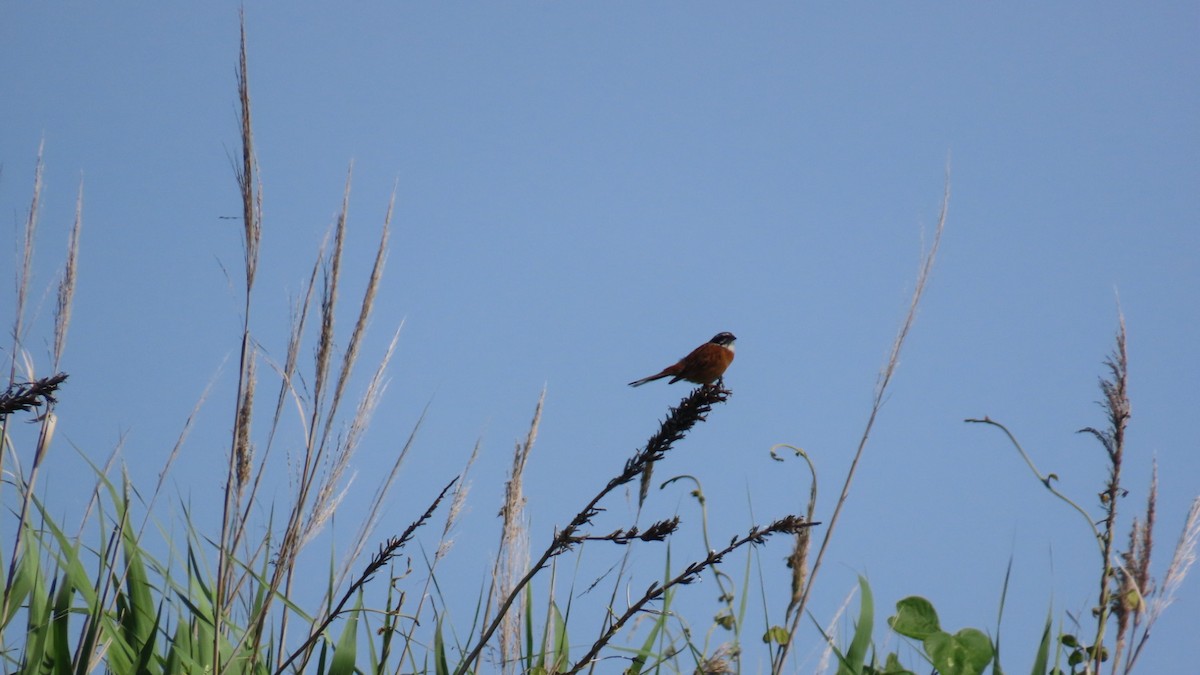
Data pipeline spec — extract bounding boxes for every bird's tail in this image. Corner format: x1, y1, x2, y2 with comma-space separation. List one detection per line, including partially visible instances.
628, 372, 668, 387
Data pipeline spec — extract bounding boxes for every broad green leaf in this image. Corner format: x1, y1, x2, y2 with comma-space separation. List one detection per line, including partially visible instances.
882, 652, 917, 675
763, 625, 790, 645
926, 628, 994, 675
888, 596, 939, 640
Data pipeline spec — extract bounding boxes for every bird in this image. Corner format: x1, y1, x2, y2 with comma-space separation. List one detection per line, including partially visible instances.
628, 332, 736, 387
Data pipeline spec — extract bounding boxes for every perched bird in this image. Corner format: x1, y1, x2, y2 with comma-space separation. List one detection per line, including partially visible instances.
628, 332, 736, 387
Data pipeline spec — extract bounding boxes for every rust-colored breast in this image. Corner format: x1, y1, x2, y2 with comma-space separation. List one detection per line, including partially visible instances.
669, 343, 734, 384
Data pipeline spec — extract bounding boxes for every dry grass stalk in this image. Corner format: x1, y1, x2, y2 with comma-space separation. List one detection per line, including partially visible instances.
816, 585, 858, 675
334, 324, 410, 587
1083, 318, 1198, 674
496, 388, 543, 673
271, 269, 401, 672
234, 20, 261, 291
969, 317, 1198, 673
285, 166, 355, 539
235, 350, 257, 493
211, 137, 397, 672
233, 228, 328, 556
1077, 317, 1130, 674
698, 643, 736, 674
566, 515, 813, 675
1, 146, 44, 547
772, 173, 948, 674
266, 230, 328, 456
455, 384, 732, 675
396, 440, 482, 667
770, 444, 817, 624
7, 140, 42, 383
135, 365, 223, 541
52, 181, 82, 370
299, 165, 394, 562
214, 17, 261, 667
267, 169, 353, 663
442, 440, 480, 560
1154, 496, 1199, 620
501, 389, 544, 667
310, 181, 394, 562
1, 143, 62, 625
269, 168, 400, 668
327, 177, 390, 438
310, 166, 350, 437
1123, 494, 1199, 671
1113, 460, 1155, 671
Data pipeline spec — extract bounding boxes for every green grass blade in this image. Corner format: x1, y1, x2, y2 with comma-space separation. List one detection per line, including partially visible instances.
120, 534, 156, 659
192, 614, 215, 674
2, 548, 36, 629
550, 601, 569, 673
100, 604, 138, 675
327, 592, 361, 675
130, 600, 166, 675
993, 555, 1014, 675
22, 557, 50, 673
31, 502, 98, 609
1029, 609, 1053, 675
434, 616, 450, 675
50, 572, 75, 675
840, 575, 874, 675
525, 583, 537, 674
626, 552, 675, 674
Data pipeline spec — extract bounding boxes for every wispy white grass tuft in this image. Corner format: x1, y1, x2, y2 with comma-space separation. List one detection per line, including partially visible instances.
52, 180, 82, 370
1153, 496, 1199, 619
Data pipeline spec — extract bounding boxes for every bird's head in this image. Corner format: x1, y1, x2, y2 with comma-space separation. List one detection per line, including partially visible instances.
710, 332, 737, 348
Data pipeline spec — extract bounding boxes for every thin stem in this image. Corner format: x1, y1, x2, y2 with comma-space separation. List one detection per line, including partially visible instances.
773, 171, 948, 674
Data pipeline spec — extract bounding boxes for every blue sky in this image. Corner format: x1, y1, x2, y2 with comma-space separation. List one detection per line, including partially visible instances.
4, 3, 1198, 672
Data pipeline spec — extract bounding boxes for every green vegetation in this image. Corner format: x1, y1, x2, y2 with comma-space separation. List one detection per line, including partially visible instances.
2, 21, 1195, 675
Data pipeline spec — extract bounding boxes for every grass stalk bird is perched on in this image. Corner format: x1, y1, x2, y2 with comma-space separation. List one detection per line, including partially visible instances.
628, 332, 736, 387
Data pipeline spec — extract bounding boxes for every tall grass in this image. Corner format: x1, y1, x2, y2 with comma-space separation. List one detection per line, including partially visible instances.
1, 140, 77, 631
4, 17, 1195, 675
0, 20, 814, 675
966, 317, 1199, 675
